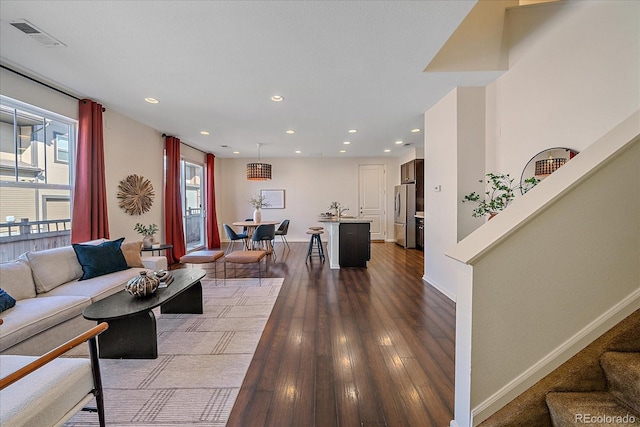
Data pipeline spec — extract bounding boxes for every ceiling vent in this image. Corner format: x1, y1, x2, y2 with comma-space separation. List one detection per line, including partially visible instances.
10, 20, 66, 47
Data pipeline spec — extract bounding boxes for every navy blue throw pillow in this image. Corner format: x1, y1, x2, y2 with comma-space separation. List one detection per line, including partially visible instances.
0, 288, 16, 312
73, 237, 130, 280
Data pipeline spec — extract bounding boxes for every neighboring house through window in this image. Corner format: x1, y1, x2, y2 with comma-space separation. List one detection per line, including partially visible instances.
0, 95, 76, 238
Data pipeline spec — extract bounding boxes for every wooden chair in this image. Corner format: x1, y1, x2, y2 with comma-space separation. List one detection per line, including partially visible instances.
0, 321, 109, 427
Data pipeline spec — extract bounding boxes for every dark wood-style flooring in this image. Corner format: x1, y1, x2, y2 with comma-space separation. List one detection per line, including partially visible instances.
225, 241, 455, 427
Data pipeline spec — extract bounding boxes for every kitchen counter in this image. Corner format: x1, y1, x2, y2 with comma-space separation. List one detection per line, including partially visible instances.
317, 216, 373, 223
415, 211, 424, 219
317, 217, 372, 268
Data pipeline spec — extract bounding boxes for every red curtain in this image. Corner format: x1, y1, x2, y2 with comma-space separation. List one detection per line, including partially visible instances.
71, 99, 109, 243
206, 153, 221, 248
164, 136, 186, 264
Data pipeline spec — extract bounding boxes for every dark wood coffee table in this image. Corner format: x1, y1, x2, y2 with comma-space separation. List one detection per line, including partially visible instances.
83, 268, 206, 359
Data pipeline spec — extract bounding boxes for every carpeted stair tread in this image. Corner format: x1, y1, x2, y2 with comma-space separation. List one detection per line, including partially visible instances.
601, 351, 640, 414
546, 391, 640, 426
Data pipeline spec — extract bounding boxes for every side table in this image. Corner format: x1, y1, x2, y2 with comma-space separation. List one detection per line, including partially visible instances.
141, 243, 173, 256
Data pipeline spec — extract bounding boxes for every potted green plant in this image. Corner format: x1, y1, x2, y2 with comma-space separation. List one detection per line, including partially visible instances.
248, 194, 270, 223
462, 173, 539, 219
134, 223, 159, 248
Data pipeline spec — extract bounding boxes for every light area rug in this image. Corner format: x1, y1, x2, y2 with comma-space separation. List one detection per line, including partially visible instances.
64, 277, 283, 427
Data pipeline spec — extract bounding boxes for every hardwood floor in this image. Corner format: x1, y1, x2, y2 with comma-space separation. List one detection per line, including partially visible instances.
225, 241, 455, 427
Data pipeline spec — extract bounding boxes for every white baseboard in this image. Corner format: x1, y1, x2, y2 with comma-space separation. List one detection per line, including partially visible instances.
423, 275, 457, 302
450, 420, 460, 427
472, 286, 640, 424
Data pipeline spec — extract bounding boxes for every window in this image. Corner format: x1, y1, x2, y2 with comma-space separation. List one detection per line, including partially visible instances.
53, 131, 69, 163
181, 160, 204, 250
0, 95, 76, 237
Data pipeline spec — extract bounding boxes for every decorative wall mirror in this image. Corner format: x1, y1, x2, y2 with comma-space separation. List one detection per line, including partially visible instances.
520, 147, 579, 194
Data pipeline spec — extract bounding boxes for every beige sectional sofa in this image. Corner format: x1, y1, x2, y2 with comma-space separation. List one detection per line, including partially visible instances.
0, 240, 167, 356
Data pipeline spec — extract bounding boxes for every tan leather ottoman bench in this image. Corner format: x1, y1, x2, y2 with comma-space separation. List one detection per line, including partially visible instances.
180, 250, 224, 283
224, 250, 267, 285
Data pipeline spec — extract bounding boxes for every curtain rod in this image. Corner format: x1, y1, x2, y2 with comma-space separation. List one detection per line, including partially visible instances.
1, 64, 81, 101
162, 133, 207, 155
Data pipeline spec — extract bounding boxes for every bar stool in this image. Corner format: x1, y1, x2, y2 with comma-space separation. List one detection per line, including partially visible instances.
306, 229, 325, 263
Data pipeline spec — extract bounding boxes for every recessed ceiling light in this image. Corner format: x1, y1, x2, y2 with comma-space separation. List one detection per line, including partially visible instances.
271, 95, 283, 102
339, 150, 346, 153
144, 97, 159, 104
295, 150, 301, 154
200, 131, 210, 135
395, 140, 403, 145
348, 129, 358, 134
384, 149, 391, 153
286, 129, 295, 134
233, 151, 240, 154
343, 141, 351, 145
411, 128, 421, 133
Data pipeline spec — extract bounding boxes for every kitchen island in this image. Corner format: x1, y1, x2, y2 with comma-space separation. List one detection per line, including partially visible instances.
317, 217, 372, 269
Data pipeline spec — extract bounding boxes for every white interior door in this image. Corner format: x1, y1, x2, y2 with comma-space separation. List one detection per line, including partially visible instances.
358, 164, 386, 241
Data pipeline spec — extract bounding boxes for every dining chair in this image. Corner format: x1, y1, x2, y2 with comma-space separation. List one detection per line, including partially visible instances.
223, 224, 248, 254
251, 224, 276, 260
274, 219, 290, 250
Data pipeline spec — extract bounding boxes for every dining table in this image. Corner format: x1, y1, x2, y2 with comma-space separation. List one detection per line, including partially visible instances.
232, 220, 280, 251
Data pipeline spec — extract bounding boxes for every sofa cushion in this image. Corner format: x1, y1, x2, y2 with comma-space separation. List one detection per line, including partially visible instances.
21, 246, 83, 293
42, 267, 146, 302
0, 289, 16, 313
0, 354, 94, 427
0, 260, 37, 300
0, 296, 90, 351
73, 237, 129, 280
122, 240, 144, 267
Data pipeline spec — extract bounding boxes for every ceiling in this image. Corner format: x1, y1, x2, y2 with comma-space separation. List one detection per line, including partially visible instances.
0, 1, 501, 159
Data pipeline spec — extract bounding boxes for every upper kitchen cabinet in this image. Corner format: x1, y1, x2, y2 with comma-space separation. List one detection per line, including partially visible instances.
401, 160, 416, 183
400, 159, 424, 185
400, 159, 424, 212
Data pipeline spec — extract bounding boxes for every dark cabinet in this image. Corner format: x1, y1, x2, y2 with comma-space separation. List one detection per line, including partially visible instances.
415, 159, 424, 212
416, 217, 424, 251
339, 223, 370, 268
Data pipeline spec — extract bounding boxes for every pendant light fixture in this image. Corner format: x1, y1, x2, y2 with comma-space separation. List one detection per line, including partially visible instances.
247, 143, 272, 180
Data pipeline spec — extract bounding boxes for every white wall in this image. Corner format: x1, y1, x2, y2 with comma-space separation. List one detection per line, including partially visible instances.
0, 68, 77, 120
214, 156, 398, 243
103, 110, 166, 243
488, 0, 640, 178
424, 89, 459, 301
425, 1, 640, 426
456, 87, 486, 241
425, 0, 639, 304
424, 87, 485, 301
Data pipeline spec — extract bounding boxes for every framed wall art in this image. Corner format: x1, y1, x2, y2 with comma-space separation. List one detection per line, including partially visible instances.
261, 189, 285, 209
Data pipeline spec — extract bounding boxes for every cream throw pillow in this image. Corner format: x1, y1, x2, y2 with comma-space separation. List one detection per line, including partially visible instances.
121, 241, 144, 268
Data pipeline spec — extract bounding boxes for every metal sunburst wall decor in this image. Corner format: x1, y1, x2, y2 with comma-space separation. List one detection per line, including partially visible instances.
117, 174, 155, 215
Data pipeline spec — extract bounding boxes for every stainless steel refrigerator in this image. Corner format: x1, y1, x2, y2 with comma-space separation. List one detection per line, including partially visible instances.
394, 183, 416, 248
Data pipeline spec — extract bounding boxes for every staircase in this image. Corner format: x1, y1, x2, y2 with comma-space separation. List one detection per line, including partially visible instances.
546, 351, 640, 426
479, 309, 640, 426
